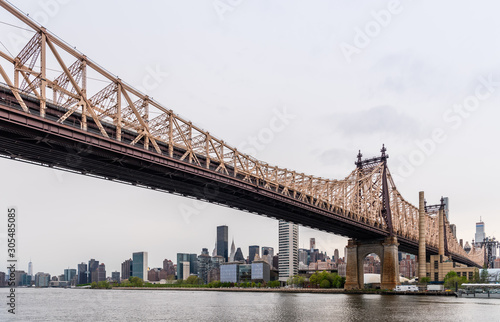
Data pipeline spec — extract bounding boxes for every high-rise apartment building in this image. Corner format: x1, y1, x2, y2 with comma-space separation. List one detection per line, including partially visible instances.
35, 272, 50, 287
97, 263, 106, 282
197, 248, 212, 284
217, 225, 228, 262
279, 220, 298, 282
132, 252, 148, 281
163, 259, 175, 277
111, 271, 120, 282
249, 245, 260, 264
121, 259, 133, 280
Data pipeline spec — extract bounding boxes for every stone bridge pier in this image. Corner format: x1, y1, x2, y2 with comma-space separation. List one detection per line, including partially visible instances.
344, 236, 399, 290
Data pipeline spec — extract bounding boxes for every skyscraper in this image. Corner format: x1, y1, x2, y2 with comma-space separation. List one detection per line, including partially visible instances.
262, 247, 274, 267
279, 220, 298, 282
177, 253, 198, 280
64, 269, 76, 284
121, 259, 133, 280
234, 247, 245, 262
197, 248, 212, 284
163, 259, 176, 277
77, 263, 87, 285
229, 239, 236, 262
111, 271, 120, 282
310, 238, 316, 250
217, 225, 228, 262
28, 259, 33, 277
261, 247, 274, 258
334, 249, 340, 263
475, 220, 486, 245
88, 259, 99, 283
132, 252, 148, 281
35, 272, 50, 287
298, 248, 309, 266
249, 245, 260, 264
97, 263, 106, 282
443, 197, 450, 220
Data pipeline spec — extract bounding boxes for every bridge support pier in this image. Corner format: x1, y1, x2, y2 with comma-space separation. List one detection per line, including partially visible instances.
345, 237, 400, 290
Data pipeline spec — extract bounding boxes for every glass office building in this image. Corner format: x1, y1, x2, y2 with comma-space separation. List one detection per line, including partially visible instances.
220, 263, 239, 283
132, 252, 148, 281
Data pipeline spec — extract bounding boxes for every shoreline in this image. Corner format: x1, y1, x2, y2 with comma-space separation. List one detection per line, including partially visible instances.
110, 287, 456, 296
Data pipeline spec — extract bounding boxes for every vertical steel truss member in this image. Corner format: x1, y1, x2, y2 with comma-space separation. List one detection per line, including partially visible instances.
0, 0, 485, 267
441, 197, 450, 257
480, 238, 499, 268
355, 145, 393, 235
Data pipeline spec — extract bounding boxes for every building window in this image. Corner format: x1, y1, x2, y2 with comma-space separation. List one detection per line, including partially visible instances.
434, 261, 438, 269
434, 272, 439, 281
468, 272, 473, 280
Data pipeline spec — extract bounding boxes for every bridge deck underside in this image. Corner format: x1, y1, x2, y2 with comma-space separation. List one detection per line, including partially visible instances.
0, 90, 478, 267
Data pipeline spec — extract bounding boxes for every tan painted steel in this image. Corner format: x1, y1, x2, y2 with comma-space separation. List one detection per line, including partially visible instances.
418, 191, 426, 280
0, 0, 485, 267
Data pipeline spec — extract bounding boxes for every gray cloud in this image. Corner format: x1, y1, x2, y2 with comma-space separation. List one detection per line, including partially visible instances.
330, 105, 421, 137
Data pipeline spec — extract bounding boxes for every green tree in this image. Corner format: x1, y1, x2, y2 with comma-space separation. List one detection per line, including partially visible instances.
186, 275, 202, 285
480, 267, 489, 284
129, 276, 144, 287
320, 279, 331, 288
331, 274, 344, 288
96, 281, 111, 289
419, 277, 431, 284
444, 271, 458, 280
268, 280, 280, 288
309, 273, 318, 287
444, 271, 459, 290
472, 269, 480, 283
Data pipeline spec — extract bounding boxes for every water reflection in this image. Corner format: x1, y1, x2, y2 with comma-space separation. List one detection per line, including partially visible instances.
3, 288, 499, 322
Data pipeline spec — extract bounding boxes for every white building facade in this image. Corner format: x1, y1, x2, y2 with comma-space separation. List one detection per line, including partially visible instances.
278, 220, 298, 282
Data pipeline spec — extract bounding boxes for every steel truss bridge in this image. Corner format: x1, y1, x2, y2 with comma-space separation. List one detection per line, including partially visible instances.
0, 1, 483, 267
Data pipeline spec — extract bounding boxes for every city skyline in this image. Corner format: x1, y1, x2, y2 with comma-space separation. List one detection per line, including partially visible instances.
1, 0, 499, 276
5, 223, 343, 278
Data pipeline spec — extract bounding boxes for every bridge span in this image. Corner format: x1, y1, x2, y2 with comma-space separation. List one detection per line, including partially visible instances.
0, 0, 484, 287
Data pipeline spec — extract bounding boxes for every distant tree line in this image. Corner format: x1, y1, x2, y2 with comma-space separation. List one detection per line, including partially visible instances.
287, 271, 345, 288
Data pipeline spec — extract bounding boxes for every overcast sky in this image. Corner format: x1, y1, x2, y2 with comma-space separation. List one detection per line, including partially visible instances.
0, 0, 499, 276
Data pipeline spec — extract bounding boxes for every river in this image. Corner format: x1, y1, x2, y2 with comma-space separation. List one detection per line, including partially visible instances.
1, 288, 499, 321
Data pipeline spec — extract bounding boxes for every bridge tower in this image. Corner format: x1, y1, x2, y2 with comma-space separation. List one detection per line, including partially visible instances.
418, 191, 427, 281
345, 146, 399, 290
